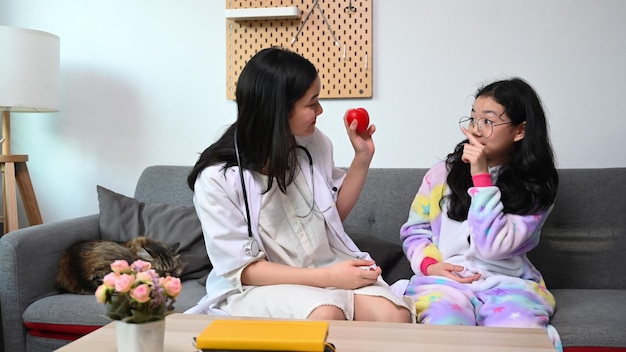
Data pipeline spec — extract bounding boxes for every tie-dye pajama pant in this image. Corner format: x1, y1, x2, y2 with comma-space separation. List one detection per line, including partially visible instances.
404, 274, 563, 352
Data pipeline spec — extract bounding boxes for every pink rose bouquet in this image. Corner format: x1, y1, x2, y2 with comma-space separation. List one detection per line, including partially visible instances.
95, 259, 182, 323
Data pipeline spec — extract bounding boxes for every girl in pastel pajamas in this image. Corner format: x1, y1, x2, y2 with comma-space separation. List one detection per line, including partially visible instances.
396, 78, 562, 351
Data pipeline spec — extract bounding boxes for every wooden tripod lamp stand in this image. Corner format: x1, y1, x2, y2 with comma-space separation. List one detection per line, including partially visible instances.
0, 26, 60, 234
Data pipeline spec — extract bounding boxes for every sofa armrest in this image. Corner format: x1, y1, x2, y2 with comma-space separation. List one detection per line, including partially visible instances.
0, 214, 100, 352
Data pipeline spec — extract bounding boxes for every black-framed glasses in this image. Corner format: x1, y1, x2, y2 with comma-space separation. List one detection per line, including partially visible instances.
458, 116, 513, 138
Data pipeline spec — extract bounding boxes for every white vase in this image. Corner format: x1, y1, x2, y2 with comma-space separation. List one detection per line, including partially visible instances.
115, 319, 165, 352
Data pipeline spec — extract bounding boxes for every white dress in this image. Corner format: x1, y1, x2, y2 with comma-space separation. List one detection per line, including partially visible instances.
218, 171, 411, 319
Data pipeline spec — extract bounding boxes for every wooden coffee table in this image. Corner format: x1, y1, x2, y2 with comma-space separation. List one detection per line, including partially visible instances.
56, 313, 556, 351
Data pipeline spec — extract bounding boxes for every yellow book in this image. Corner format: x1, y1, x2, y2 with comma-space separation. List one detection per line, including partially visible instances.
194, 319, 331, 352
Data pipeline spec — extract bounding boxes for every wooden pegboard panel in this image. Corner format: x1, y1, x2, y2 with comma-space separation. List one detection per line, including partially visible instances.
226, 0, 373, 99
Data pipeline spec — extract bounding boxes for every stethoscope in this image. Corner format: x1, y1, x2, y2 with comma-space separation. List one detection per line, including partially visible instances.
234, 133, 333, 256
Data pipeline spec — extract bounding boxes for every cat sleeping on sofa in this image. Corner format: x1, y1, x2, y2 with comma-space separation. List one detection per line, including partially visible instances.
55, 237, 183, 294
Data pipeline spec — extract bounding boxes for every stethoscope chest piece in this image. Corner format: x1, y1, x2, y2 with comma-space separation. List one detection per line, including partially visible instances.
244, 237, 259, 256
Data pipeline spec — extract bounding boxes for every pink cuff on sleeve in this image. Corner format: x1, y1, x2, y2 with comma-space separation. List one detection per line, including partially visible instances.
420, 257, 439, 275
472, 173, 493, 187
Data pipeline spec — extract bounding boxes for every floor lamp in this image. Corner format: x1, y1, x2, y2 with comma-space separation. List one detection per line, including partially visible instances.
0, 26, 60, 234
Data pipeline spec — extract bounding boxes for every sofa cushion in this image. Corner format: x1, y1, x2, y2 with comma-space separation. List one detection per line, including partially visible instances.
23, 281, 207, 340
97, 185, 211, 280
529, 226, 626, 290
550, 289, 626, 349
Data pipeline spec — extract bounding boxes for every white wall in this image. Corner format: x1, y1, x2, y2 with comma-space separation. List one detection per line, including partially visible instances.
1, 0, 625, 225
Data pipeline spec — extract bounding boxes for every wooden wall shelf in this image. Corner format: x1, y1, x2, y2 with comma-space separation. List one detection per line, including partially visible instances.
225, 6, 301, 21
226, 0, 373, 99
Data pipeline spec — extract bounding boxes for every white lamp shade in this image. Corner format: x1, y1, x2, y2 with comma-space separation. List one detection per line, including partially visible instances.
0, 26, 60, 112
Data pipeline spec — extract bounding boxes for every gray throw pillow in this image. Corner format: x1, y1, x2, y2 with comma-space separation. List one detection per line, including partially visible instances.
97, 185, 211, 281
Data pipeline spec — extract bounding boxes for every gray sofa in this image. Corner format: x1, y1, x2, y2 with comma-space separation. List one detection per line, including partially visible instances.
1, 166, 625, 352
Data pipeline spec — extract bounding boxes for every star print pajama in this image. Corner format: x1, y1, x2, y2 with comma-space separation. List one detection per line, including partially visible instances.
405, 275, 562, 351
406, 275, 554, 327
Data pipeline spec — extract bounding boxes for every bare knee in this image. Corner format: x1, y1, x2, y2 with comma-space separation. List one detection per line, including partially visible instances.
367, 301, 412, 323
354, 295, 413, 323
308, 305, 346, 320
385, 305, 413, 323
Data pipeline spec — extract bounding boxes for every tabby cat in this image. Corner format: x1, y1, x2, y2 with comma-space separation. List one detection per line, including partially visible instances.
55, 237, 183, 294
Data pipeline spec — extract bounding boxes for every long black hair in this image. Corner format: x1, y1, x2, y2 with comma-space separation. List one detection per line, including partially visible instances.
445, 77, 558, 221
187, 47, 319, 192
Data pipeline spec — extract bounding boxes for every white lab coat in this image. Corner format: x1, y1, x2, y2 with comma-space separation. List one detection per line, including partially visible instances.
186, 129, 371, 315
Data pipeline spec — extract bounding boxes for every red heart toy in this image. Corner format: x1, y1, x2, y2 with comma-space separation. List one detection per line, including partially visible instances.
346, 108, 370, 133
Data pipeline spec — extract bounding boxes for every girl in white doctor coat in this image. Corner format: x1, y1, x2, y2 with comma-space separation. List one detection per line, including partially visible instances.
186, 47, 413, 322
